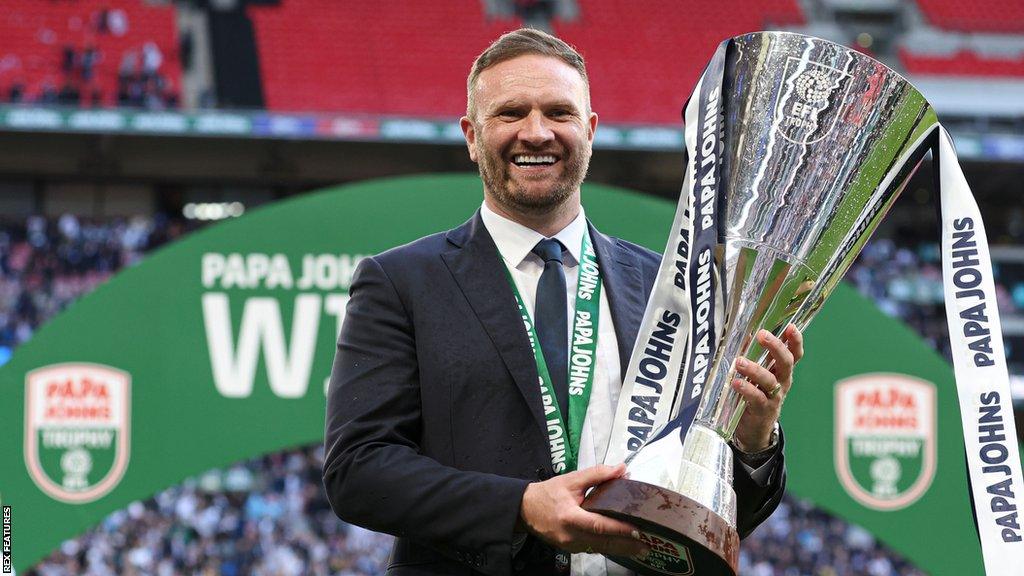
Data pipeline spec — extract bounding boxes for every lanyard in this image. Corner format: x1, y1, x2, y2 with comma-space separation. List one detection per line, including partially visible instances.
506, 232, 602, 474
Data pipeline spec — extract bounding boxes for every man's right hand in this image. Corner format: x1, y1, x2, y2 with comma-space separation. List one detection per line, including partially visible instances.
518, 463, 649, 557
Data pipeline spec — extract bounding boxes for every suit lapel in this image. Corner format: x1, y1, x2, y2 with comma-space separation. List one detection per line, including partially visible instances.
440, 215, 650, 453
588, 222, 647, 381
441, 212, 549, 437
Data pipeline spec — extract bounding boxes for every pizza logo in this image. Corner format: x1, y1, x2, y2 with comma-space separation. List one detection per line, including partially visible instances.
634, 531, 694, 575
774, 57, 851, 145
834, 373, 936, 511
24, 363, 131, 504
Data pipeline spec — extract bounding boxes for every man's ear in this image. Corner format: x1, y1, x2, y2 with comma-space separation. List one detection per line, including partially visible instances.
587, 111, 599, 144
460, 116, 478, 163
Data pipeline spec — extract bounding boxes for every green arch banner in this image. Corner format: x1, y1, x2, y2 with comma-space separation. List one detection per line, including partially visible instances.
0, 174, 1013, 573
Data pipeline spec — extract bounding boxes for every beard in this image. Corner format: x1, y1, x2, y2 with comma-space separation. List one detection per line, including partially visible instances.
474, 138, 590, 217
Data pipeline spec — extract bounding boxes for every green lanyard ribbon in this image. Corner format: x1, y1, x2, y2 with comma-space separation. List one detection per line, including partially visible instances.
507, 232, 602, 474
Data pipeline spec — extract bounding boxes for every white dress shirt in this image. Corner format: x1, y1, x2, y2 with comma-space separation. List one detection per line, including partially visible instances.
480, 202, 631, 576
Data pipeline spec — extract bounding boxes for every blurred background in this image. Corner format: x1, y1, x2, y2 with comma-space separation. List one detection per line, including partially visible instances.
1, 0, 1022, 574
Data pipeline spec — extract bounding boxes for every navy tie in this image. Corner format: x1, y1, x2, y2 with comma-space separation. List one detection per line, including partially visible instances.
532, 238, 569, 423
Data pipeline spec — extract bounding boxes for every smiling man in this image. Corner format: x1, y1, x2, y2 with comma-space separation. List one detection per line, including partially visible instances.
323, 28, 800, 576
462, 50, 595, 238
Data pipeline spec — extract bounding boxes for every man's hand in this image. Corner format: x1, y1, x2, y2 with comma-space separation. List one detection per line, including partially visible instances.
731, 324, 804, 452
519, 464, 649, 557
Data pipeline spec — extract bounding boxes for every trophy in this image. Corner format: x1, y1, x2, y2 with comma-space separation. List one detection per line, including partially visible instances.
582, 31, 940, 575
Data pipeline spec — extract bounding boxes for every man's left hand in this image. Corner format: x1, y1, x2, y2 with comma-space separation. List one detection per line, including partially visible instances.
731, 324, 804, 452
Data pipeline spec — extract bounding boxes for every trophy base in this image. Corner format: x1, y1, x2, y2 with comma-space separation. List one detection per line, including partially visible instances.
582, 478, 739, 576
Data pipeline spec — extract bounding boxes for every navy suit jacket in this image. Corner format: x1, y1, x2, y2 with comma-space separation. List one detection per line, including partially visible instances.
323, 212, 785, 576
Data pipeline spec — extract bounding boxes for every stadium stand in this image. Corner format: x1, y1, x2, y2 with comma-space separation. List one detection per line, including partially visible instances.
27, 445, 394, 576
27, 440, 928, 576
245, 0, 1024, 118
247, 0, 803, 123
552, 0, 804, 123
897, 1, 1024, 78
900, 48, 1024, 78
6, 1, 1024, 116
0, 0, 181, 108
0, 215, 193, 360
23, 444, 930, 576
916, 0, 1024, 33
247, 0, 516, 116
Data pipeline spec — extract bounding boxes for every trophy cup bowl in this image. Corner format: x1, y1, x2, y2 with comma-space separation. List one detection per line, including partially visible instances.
583, 31, 939, 575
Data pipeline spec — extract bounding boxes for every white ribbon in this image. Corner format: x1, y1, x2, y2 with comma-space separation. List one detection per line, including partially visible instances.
937, 126, 1024, 574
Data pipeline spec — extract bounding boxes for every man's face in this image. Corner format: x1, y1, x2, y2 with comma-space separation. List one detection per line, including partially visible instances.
461, 54, 598, 216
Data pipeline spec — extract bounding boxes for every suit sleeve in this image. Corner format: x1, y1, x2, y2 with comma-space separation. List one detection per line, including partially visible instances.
732, 427, 787, 538
323, 256, 528, 576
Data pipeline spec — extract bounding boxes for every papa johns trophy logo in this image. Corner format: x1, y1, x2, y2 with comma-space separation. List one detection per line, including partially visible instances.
834, 373, 936, 511
24, 363, 131, 504
634, 532, 694, 575
774, 56, 851, 145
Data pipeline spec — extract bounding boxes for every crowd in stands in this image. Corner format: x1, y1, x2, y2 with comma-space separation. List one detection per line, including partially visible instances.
1, 3, 180, 110
0, 214, 192, 362
27, 446, 393, 576
2, 213, 954, 575
740, 499, 926, 576
26, 443, 925, 576
113, 40, 179, 109
846, 237, 1024, 369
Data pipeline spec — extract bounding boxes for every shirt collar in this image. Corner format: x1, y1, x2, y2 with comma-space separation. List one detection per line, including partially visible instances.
480, 201, 586, 268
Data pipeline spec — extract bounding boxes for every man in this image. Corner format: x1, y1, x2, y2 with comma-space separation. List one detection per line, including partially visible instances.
323, 28, 803, 576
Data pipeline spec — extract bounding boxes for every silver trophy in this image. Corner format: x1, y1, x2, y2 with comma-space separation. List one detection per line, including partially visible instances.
584, 31, 939, 575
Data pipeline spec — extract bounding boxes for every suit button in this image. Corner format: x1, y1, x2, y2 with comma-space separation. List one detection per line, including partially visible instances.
514, 559, 526, 572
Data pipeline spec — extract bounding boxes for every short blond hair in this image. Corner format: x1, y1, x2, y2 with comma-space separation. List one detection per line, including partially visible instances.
466, 28, 590, 119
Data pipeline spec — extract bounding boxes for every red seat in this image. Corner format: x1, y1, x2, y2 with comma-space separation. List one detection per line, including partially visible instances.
554, 0, 804, 123
900, 46, 1024, 77
249, 0, 803, 123
248, 0, 515, 116
916, 0, 1024, 33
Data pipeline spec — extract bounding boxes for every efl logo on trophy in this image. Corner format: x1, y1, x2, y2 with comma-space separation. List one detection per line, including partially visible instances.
835, 373, 936, 511
24, 363, 131, 504
774, 57, 850, 145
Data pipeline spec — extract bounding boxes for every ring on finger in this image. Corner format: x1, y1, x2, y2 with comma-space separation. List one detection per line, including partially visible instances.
767, 382, 782, 399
